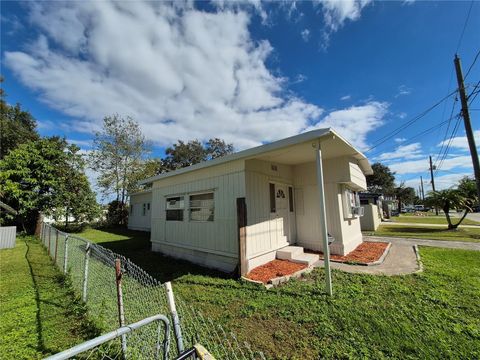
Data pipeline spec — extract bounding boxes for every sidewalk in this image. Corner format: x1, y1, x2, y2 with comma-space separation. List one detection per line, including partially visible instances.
313, 236, 480, 276
383, 221, 480, 228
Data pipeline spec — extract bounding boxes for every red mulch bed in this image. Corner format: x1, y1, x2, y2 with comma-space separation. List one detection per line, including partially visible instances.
246, 260, 307, 284
307, 241, 389, 264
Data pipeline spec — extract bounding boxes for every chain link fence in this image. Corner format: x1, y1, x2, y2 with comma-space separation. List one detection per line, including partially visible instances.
40, 223, 265, 359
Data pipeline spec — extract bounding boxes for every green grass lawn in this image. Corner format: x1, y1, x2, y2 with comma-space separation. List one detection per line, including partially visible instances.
393, 214, 480, 225
0, 236, 98, 359
74, 227, 480, 359
371, 224, 480, 242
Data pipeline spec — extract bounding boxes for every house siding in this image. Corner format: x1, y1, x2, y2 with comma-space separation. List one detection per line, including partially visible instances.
128, 191, 152, 231
244, 160, 296, 270
150, 160, 245, 272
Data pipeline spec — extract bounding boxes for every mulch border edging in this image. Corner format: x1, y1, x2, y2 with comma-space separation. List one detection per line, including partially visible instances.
241, 265, 314, 289
323, 241, 392, 266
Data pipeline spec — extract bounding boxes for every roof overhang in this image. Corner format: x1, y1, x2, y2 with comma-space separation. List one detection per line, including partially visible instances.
139, 128, 373, 185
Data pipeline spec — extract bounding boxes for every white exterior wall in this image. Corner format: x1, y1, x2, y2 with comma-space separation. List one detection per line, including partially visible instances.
244, 160, 296, 272
150, 160, 245, 272
128, 191, 152, 231
293, 157, 365, 256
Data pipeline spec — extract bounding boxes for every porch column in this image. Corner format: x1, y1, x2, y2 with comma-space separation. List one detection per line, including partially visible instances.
315, 140, 333, 296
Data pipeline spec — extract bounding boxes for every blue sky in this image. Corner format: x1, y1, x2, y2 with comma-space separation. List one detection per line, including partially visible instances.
1, 0, 479, 198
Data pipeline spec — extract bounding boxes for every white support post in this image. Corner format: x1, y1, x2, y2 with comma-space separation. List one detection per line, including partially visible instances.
63, 235, 69, 274
165, 282, 184, 354
82, 243, 91, 302
315, 140, 333, 296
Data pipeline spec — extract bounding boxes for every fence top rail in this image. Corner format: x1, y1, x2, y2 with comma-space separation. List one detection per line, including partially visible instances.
42, 314, 170, 360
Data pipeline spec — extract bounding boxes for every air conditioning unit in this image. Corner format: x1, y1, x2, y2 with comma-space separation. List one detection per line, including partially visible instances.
166, 198, 184, 210
352, 206, 364, 217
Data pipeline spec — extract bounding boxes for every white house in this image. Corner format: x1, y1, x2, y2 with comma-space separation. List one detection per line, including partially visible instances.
128, 128, 373, 274
128, 189, 152, 231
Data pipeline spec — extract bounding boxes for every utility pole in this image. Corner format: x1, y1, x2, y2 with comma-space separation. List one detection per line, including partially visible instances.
429, 156, 439, 215
420, 176, 425, 201
454, 54, 480, 202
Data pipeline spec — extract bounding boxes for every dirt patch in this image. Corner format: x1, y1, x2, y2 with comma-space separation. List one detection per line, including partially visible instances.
307, 241, 389, 265
246, 260, 307, 284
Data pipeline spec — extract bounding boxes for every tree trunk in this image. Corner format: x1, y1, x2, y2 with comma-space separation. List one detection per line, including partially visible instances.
443, 204, 454, 229
451, 210, 469, 229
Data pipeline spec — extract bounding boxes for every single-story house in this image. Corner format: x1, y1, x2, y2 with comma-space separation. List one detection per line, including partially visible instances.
128, 128, 373, 274
127, 189, 152, 231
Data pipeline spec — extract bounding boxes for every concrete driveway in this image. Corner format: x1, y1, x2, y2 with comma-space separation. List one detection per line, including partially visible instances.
314, 236, 479, 276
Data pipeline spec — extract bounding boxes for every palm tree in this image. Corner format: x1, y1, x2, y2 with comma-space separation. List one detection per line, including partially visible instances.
425, 189, 473, 230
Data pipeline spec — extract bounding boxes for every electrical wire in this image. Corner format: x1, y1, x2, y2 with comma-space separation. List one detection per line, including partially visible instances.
455, 0, 474, 53
434, 92, 458, 166
464, 49, 480, 80
434, 115, 462, 175
365, 90, 457, 153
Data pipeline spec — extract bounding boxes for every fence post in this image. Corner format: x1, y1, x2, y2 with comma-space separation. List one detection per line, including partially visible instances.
63, 235, 69, 274
40, 223, 44, 244
115, 259, 127, 358
54, 229, 59, 264
48, 226, 52, 256
165, 281, 184, 354
82, 243, 91, 302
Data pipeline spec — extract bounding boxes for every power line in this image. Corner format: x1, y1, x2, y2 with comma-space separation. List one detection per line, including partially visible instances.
435, 115, 462, 175
455, 0, 474, 53
434, 91, 458, 165
464, 49, 480, 80
365, 90, 457, 153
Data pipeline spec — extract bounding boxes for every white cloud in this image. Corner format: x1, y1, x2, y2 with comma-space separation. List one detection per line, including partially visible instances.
67, 139, 92, 148
375, 143, 423, 161
316, 0, 372, 47
437, 130, 480, 151
292, 74, 307, 84
390, 155, 473, 175
395, 84, 412, 98
340, 95, 351, 101
305, 101, 389, 150
394, 137, 406, 143
301, 28, 310, 42
5, 1, 325, 150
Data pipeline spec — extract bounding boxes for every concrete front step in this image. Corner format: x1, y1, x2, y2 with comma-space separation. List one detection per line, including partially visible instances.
276, 246, 304, 260
276, 246, 319, 266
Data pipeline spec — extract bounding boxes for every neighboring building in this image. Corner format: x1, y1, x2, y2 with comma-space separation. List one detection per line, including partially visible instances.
128, 189, 152, 231
129, 128, 373, 273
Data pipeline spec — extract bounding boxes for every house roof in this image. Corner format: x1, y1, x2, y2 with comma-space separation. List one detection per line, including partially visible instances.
139, 128, 373, 185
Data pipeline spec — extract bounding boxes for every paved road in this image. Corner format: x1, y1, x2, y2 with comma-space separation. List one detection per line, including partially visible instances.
383, 221, 479, 228
313, 235, 479, 276
451, 212, 480, 223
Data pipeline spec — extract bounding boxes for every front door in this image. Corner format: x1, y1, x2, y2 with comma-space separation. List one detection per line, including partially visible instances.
270, 183, 291, 247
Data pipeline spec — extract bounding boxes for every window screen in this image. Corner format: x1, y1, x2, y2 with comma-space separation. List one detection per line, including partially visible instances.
130, 204, 134, 214
288, 186, 294, 212
269, 183, 276, 213
166, 196, 184, 221
189, 193, 214, 221
142, 203, 146, 216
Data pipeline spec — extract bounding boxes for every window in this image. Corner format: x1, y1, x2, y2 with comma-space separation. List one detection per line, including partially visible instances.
142, 203, 146, 216
288, 186, 294, 212
147, 203, 150, 211
269, 183, 276, 213
342, 186, 362, 218
130, 204, 134, 214
166, 196, 184, 221
189, 193, 214, 221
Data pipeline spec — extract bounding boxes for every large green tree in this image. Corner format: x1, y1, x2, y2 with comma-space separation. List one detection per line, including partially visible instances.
163, 138, 234, 171
89, 115, 150, 205
0, 137, 99, 232
0, 79, 39, 159
366, 162, 396, 195
394, 184, 416, 213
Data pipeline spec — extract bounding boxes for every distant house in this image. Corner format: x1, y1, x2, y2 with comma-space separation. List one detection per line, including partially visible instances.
128, 128, 373, 273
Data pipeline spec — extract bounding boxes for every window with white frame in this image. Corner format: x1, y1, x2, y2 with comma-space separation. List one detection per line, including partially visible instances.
342, 186, 363, 218
166, 196, 184, 221
189, 192, 214, 221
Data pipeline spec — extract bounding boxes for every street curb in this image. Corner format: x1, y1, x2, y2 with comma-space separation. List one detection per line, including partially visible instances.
413, 244, 424, 273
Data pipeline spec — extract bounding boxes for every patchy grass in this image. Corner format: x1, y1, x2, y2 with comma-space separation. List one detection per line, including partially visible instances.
393, 214, 480, 225
78, 228, 480, 359
0, 237, 98, 359
371, 225, 480, 242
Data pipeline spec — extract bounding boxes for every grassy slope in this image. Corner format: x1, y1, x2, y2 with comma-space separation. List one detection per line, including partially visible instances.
372, 225, 480, 242
0, 237, 98, 359
393, 214, 480, 225
77, 228, 480, 359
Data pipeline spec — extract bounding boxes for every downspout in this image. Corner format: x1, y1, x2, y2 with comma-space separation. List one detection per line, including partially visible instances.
315, 140, 333, 296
